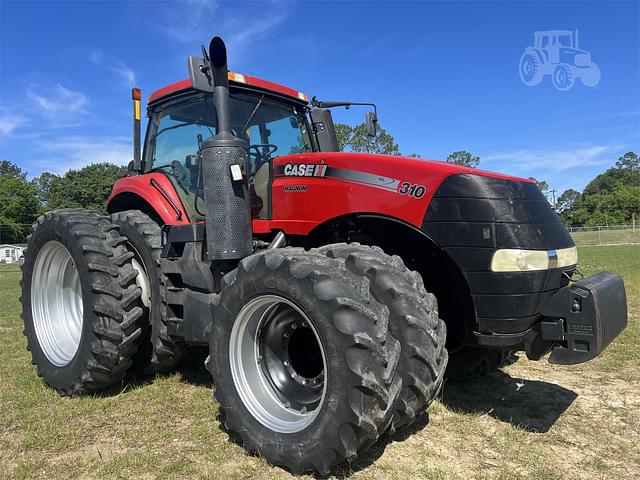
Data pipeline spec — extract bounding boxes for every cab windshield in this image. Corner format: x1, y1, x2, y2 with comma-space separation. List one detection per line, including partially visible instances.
144, 90, 312, 219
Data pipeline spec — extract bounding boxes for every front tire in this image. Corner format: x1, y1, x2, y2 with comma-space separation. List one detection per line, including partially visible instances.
320, 243, 448, 434
208, 248, 401, 475
552, 64, 575, 91
21, 209, 143, 395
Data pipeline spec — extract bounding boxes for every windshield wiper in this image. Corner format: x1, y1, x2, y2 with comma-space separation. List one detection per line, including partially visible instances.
240, 95, 265, 134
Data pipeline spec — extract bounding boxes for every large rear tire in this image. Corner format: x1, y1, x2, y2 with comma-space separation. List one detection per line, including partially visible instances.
208, 248, 401, 475
519, 52, 543, 86
21, 209, 143, 395
111, 210, 184, 372
319, 243, 448, 434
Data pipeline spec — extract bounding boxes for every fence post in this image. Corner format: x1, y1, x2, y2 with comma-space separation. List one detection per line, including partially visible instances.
598, 226, 602, 245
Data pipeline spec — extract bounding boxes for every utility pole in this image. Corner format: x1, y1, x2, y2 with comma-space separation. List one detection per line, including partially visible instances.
549, 188, 557, 210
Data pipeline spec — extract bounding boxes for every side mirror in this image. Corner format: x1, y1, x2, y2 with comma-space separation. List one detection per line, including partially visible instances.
365, 111, 378, 138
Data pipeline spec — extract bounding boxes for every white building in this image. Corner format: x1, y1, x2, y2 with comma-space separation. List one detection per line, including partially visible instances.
0, 244, 26, 263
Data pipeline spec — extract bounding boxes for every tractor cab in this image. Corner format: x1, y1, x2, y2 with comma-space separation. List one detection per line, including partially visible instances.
534, 30, 575, 50
128, 57, 377, 223
143, 77, 315, 220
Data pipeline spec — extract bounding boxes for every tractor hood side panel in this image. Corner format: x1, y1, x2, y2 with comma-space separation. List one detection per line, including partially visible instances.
267, 153, 529, 235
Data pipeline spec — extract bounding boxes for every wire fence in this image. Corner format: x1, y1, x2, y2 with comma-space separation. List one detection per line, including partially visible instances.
567, 225, 640, 246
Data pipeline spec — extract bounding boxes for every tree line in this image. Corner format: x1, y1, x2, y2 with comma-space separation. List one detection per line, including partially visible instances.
0, 161, 120, 243
1, 126, 638, 243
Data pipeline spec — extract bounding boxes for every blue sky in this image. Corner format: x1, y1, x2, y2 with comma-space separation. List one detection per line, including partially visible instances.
1, 0, 639, 197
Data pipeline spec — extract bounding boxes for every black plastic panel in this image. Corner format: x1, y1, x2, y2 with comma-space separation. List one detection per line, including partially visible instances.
431, 173, 544, 199
423, 220, 572, 249
422, 173, 576, 336
473, 290, 556, 318
476, 314, 540, 334
427, 198, 560, 224
465, 269, 568, 295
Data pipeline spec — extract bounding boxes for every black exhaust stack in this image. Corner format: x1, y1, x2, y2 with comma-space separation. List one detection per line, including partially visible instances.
200, 36, 252, 263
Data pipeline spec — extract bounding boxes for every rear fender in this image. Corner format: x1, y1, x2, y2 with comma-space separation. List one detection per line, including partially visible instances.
108, 173, 190, 225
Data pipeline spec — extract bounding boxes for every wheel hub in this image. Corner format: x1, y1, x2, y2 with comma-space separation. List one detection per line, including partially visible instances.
229, 295, 327, 433
31, 241, 83, 367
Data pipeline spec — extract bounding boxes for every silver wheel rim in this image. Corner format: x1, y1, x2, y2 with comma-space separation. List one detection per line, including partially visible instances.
229, 295, 327, 433
129, 247, 150, 308
31, 240, 83, 367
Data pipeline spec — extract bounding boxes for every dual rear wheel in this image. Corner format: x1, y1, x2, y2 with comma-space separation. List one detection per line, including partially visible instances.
21, 209, 143, 394
209, 245, 448, 475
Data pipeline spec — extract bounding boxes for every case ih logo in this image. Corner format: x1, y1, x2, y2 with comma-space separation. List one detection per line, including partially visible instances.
283, 163, 327, 177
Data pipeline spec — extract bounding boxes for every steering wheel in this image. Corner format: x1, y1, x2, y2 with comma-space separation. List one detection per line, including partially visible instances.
249, 144, 278, 164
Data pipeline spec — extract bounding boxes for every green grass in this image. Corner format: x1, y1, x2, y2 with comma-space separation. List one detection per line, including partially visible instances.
1, 246, 638, 479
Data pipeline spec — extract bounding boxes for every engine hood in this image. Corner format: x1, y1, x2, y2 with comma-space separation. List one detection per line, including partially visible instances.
273, 151, 531, 186
270, 151, 535, 234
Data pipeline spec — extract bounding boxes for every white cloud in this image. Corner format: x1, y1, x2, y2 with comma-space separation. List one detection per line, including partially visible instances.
0, 112, 27, 136
26, 83, 89, 126
483, 144, 615, 174
89, 49, 103, 65
89, 49, 136, 87
31, 136, 131, 174
156, 0, 289, 61
159, 0, 220, 43
109, 65, 136, 87
481, 144, 626, 192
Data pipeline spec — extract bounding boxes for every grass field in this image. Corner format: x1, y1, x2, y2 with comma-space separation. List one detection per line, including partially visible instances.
0, 245, 638, 479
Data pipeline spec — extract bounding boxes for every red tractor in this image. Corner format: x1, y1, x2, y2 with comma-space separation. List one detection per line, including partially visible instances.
20, 37, 627, 474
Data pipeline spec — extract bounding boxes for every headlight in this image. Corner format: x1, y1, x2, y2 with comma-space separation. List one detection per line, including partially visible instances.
491, 247, 578, 272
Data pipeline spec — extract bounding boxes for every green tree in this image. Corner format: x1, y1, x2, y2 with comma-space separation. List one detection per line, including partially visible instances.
0, 160, 25, 178
31, 172, 61, 207
46, 163, 120, 213
615, 151, 639, 171
446, 150, 479, 168
334, 123, 353, 152
0, 174, 39, 243
557, 188, 580, 213
529, 177, 549, 194
334, 122, 400, 155
567, 151, 640, 226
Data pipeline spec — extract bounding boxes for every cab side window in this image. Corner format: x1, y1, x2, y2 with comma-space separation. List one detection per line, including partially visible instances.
147, 95, 216, 196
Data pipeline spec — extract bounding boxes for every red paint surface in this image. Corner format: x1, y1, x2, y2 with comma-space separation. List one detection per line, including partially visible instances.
148, 74, 305, 104
108, 153, 532, 234
108, 173, 190, 225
